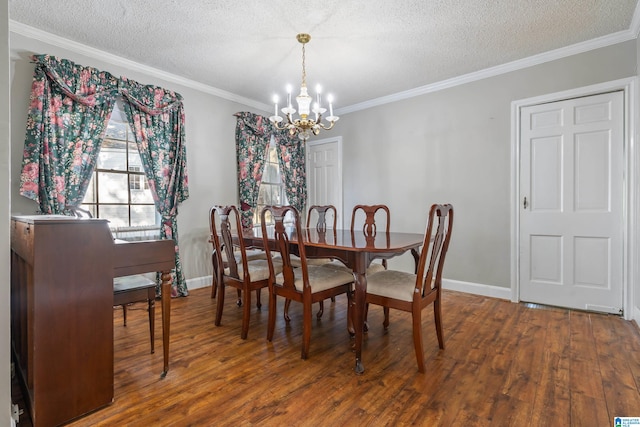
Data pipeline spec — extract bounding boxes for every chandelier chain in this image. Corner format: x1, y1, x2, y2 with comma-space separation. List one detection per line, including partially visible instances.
301, 43, 306, 88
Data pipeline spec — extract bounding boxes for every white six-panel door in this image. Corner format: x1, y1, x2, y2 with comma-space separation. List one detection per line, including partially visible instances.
306, 137, 343, 228
519, 91, 624, 313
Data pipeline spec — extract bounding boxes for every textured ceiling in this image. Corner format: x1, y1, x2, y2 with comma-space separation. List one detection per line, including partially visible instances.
8, 0, 640, 113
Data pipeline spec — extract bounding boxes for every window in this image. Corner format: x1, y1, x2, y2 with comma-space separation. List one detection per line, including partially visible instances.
253, 139, 288, 226
128, 166, 149, 190
81, 109, 157, 228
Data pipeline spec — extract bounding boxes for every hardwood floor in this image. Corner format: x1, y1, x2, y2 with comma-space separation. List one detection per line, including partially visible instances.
13, 287, 640, 426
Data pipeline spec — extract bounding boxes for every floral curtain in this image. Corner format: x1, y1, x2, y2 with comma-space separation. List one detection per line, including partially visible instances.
121, 78, 190, 296
234, 112, 271, 228
19, 54, 190, 296
19, 55, 118, 213
273, 133, 306, 216
234, 112, 306, 228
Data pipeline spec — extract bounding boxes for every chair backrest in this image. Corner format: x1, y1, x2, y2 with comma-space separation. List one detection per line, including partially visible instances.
351, 204, 390, 236
416, 204, 454, 297
261, 205, 308, 292
209, 205, 247, 280
306, 205, 337, 232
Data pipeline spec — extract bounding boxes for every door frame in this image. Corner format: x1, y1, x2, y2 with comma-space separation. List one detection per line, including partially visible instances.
510, 77, 637, 320
306, 136, 344, 229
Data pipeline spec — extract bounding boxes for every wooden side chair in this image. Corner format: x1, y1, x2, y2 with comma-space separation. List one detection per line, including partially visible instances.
210, 205, 282, 339
290, 204, 337, 268
261, 205, 354, 359
287, 204, 338, 319
66, 204, 157, 354
365, 204, 453, 372
210, 241, 267, 299
323, 204, 391, 274
351, 204, 391, 273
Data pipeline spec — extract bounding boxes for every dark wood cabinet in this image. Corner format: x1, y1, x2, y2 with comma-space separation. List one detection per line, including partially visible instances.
11, 215, 115, 427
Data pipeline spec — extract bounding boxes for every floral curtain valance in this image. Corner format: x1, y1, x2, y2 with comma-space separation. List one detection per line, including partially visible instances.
19, 54, 190, 296
234, 111, 306, 228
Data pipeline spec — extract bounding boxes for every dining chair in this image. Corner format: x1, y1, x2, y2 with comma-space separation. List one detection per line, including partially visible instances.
66, 204, 157, 353
351, 204, 390, 273
324, 204, 390, 274
365, 203, 453, 373
261, 205, 354, 359
290, 204, 337, 268
210, 241, 267, 299
287, 204, 338, 319
210, 205, 282, 339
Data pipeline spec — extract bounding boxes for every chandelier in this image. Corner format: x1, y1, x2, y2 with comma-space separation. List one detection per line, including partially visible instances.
269, 33, 339, 142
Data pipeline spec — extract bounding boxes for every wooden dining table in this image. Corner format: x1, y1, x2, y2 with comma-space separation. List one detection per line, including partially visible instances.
242, 226, 424, 374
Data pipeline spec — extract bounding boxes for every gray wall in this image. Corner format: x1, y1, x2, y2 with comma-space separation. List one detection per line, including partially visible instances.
333, 40, 638, 290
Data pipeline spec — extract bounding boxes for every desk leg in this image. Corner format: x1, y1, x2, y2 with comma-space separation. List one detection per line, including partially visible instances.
160, 270, 172, 378
353, 271, 366, 375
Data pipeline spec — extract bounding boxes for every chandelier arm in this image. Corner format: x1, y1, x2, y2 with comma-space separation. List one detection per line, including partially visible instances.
271, 120, 289, 131
317, 121, 337, 131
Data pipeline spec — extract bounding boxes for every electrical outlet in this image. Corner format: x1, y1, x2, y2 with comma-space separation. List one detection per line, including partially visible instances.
11, 403, 23, 425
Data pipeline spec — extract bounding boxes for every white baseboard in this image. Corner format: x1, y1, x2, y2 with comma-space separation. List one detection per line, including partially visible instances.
442, 279, 512, 300
188, 275, 512, 301
186, 275, 212, 291
634, 305, 640, 325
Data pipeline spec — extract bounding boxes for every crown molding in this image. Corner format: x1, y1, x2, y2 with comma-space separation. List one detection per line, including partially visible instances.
337, 28, 638, 115
9, 20, 272, 112
10, 18, 638, 117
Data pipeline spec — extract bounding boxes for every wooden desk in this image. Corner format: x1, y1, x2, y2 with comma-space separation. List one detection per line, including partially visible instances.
242, 227, 424, 374
10, 215, 175, 426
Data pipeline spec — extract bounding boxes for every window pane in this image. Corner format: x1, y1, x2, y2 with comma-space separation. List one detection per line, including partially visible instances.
128, 141, 142, 167
261, 209, 273, 225
97, 139, 127, 170
105, 121, 127, 140
98, 171, 128, 203
256, 185, 267, 206
99, 205, 129, 227
78, 204, 96, 218
269, 147, 279, 163
131, 182, 154, 203
263, 163, 279, 183
130, 205, 156, 226
83, 176, 96, 203
261, 185, 273, 205
262, 184, 276, 205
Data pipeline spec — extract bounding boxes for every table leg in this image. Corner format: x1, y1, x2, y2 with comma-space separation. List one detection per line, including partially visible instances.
160, 270, 172, 378
353, 271, 366, 375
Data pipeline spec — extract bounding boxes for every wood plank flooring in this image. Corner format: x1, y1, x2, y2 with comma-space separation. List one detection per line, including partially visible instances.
12, 287, 640, 426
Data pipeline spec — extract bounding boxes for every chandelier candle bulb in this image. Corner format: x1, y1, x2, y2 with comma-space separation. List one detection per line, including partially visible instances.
328, 94, 334, 117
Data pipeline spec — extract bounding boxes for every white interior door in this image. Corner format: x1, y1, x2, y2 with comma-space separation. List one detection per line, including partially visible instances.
306, 137, 343, 228
519, 91, 624, 314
